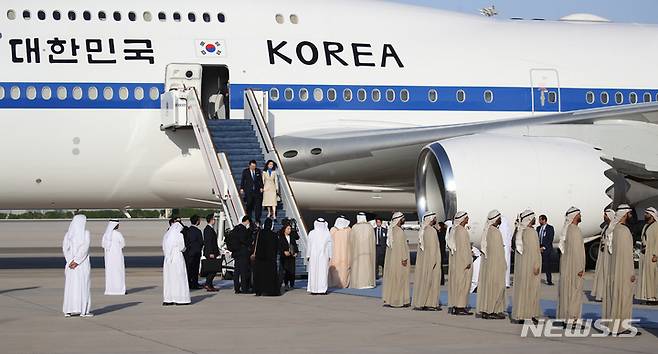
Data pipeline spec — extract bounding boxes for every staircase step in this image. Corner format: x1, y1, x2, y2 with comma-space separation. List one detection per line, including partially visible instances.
206, 119, 252, 125
214, 141, 261, 148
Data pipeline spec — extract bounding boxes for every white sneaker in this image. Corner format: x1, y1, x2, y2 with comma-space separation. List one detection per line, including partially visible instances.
80, 313, 94, 317
64, 313, 71, 318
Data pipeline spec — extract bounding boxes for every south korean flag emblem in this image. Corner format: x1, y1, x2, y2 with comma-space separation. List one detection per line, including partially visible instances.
197, 40, 226, 57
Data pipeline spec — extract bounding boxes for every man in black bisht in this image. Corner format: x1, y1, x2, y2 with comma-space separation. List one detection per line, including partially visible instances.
202, 214, 220, 292
228, 216, 253, 294
185, 215, 204, 290
253, 218, 281, 296
279, 218, 300, 291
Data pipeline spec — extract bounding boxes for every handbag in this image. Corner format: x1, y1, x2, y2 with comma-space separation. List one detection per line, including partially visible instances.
200, 257, 222, 277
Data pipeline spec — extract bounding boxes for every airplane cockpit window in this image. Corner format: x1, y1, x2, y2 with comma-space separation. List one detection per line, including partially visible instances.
37, 10, 46, 20
22, 10, 31, 20
113, 11, 121, 21
53, 10, 61, 20
218, 13, 226, 23
629, 92, 638, 104
586, 91, 594, 104
173, 12, 181, 22
6, 9, 16, 20
129, 12, 136, 21
203, 13, 211, 22
188, 13, 196, 22
68, 11, 76, 21
83, 11, 91, 21
400, 89, 410, 102
158, 12, 166, 21
98, 11, 107, 21
143, 11, 152, 22
600, 92, 609, 104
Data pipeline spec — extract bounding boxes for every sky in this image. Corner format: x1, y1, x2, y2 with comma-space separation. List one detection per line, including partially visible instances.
392, 0, 658, 24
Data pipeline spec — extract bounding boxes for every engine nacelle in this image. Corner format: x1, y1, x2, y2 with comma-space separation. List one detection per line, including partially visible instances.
415, 134, 611, 242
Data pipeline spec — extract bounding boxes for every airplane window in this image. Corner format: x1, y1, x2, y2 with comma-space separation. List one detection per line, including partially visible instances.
149, 87, 160, 100
143, 11, 152, 22
428, 89, 438, 102
72, 86, 83, 100
188, 12, 196, 22
269, 88, 279, 101
41, 86, 51, 100
275, 14, 284, 24
400, 89, 410, 102
23, 10, 31, 20
313, 88, 323, 101
128, 12, 136, 21
202, 13, 211, 22
372, 89, 381, 102
327, 88, 336, 102
456, 89, 465, 103
629, 92, 638, 104
37, 10, 46, 20
483, 90, 493, 103
10, 86, 20, 100
53, 10, 61, 20
615, 91, 623, 104
83, 11, 91, 21
103, 87, 114, 100
643, 92, 652, 103
119, 87, 129, 101
548, 91, 557, 104
173, 12, 181, 22
600, 92, 609, 104
283, 150, 298, 158
299, 88, 309, 102
0, 86, 5, 100
134, 87, 144, 101
284, 88, 294, 101
57, 86, 67, 100
68, 11, 76, 21
386, 89, 395, 102
586, 91, 594, 104
217, 13, 226, 23
357, 89, 367, 102
98, 11, 107, 21
158, 12, 166, 21
26, 86, 37, 100
343, 88, 353, 102
88, 87, 98, 100
290, 14, 299, 24
7, 10, 16, 20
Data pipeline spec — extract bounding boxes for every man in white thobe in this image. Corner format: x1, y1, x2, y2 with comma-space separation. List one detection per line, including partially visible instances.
307, 218, 333, 295
102, 219, 126, 295
500, 216, 514, 288
62, 214, 93, 317
163, 223, 191, 305
471, 246, 481, 293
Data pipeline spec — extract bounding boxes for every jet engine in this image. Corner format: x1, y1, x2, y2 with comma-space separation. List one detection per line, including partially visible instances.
415, 134, 611, 243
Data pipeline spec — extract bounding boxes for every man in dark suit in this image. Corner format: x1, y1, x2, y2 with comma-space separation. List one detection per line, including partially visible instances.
536, 214, 555, 286
228, 216, 253, 294
436, 221, 448, 285
278, 219, 300, 290
202, 213, 220, 292
240, 160, 264, 223
185, 215, 204, 290
374, 217, 387, 279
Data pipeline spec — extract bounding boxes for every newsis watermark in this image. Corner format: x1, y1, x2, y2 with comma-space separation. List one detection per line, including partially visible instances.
521, 319, 640, 338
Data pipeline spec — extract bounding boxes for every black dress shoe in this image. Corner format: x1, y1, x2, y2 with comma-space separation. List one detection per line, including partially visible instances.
162, 302, 174, 306
546, 282, 554, 286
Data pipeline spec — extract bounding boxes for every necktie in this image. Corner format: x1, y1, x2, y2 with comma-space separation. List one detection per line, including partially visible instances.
376, 228, 380, 245
540, 226, 545, 243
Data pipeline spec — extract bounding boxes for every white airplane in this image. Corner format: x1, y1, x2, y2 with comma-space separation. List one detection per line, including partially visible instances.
2, 0, 658, 264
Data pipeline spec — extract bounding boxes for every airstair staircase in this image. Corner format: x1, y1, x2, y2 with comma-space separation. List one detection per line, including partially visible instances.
160, 86, 308, 276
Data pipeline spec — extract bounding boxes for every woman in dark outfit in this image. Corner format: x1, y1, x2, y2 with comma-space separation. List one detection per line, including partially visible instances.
253, 218, 281, 296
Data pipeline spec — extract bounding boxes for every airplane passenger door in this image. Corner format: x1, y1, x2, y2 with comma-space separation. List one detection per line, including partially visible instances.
530, 69, 560, 113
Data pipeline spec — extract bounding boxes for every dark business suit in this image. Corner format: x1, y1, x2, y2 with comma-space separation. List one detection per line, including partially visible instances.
537, 223, 555, 284
240, 167, 264, 223
203, 224, 220, 287
230, 223, 254, 293
437, 226, 447, 285
374, 226, 387, 279
184, 225, 204, 289
279, 233, 299, 288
